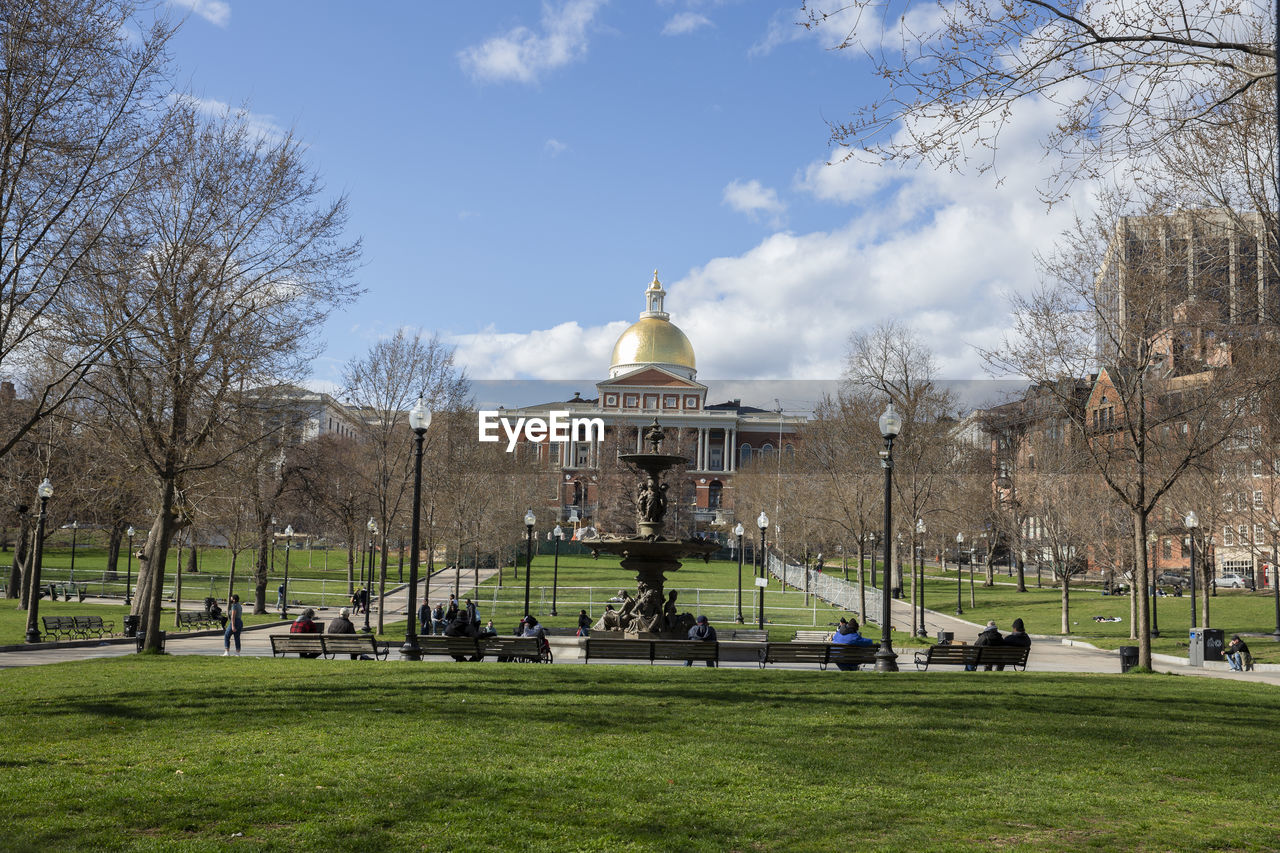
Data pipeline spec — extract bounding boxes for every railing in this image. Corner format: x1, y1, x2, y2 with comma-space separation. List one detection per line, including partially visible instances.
767, 552, 883, 626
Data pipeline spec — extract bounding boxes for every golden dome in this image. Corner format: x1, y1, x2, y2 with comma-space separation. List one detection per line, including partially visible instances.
610, 316, 697, 373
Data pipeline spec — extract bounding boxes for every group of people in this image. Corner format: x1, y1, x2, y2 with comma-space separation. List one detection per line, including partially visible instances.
960, 618, 1032, 670
416, 595, 481, 636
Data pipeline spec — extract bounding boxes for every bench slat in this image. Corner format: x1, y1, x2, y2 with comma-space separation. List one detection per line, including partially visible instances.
653, 640, 717, 662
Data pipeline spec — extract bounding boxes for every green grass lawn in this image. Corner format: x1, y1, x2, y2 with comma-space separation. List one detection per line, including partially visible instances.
0, 658, 1275, 851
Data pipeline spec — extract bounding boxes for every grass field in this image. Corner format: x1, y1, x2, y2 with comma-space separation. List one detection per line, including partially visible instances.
0, 657, 1275, 851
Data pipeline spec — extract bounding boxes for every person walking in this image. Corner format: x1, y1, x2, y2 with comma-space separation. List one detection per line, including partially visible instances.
577, 609, 592, 637
417, 601, 432, 636
1226, 635, 1252, 672
221, 594, 244, 656
465, 597, 478, 623
276, 582, 286, 610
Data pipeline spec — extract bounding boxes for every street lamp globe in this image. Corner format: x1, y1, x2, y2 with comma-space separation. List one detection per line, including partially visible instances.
757, 511, 768, 530
127, 525, 135, 538
553, 525, 563, 540
956, 532, 964, 545
367, 517, 377, 535
524, 509, 536, 530
878, 402, 902, 439
37, 478, 53, 499
568, 509, 579, 525
284, 524, 294, 538
917, 518, 926, 535
408, 396, 432, 433
1184, 511, 1199, 530
733, 522, 744, 538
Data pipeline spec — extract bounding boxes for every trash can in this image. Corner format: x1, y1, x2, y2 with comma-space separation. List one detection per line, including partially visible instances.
936, 631, 954, 645
136, 629, 166, 654
1119, 646, 1139, 673
1189, 629, 1204, 666
123, 614, 139, 638
1203, 628, 1225, 662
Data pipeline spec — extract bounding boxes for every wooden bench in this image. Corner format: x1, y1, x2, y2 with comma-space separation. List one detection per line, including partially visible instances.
582, 638, 719, 665
40, 615, 79, 641
584, 638, 655, 663
827, 644, 881, 670
321, 634, 390, 660
418, 636, 486, 661
177, 611, 220, 631
484, 636, 546, 662
723, 629, 767, 642
764, 642, 833, 669
269, 634, 325, 658
913, 644, 1029, 671
73, 615, 114, 638
793, 630, 833, 643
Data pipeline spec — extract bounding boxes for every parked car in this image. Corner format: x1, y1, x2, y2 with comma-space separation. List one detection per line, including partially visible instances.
1156, 571, 1188, 587
1218, 572, 1253, 589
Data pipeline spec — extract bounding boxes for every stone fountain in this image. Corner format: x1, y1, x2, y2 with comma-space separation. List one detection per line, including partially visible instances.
582, 419, 719, 638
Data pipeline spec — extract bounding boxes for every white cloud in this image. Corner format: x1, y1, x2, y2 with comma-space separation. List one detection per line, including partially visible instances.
723, 179, 786, 226
167, 0, 230, 27
459, 0, 606, 84
449, 94, 1097, 388
545, 138, 568, 156
176, 95, 288, 145
662, 12, 712, 36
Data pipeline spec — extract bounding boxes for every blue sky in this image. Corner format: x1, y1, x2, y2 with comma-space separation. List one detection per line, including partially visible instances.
166, 0, 1085, 390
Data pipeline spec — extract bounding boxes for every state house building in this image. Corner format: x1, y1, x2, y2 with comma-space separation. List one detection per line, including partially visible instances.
503, 272, 805, 530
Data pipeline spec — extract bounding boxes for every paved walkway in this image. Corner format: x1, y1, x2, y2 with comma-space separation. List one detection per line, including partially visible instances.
3, 572, 1276, 683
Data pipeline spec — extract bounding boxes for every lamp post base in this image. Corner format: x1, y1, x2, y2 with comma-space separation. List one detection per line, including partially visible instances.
400, 638, 420, 661
25, 628, 41, 644
735, 614, 744, 623
874, 647, 899, 672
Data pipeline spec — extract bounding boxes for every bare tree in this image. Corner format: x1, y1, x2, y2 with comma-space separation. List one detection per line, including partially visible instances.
0, 0, 177, 459
804, 0, 1275, 200
85, 103, 359, 651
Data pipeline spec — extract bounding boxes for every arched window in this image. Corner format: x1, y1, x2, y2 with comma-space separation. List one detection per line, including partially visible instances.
708, 481, 723, 509
760, 443, 774, 459
784, 444, 794, 458
739, 444, 752, 464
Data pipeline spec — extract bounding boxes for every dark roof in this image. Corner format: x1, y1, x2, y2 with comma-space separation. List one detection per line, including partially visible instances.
705, 400, 769, 413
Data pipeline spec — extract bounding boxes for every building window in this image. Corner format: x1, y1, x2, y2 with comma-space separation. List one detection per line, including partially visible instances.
1162, 538, 1172, 560
624, 394, 637, 408
1255, 490, 1264, 509
740, 444, 752, 464
761, 443, 774, 459
709, 447, 723, 471
643, 394, 657, 410
708, 481, 723, 509
1224, 527, 1234, 546
784, 444, 794, 458
575, 443, 590, 467
664, 395, 678, 409
605, 394, 617, 407
685, 395, 699, 408
1238, 524, 1249, 544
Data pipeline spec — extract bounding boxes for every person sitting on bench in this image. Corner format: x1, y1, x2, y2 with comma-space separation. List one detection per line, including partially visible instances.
830, 618, 874, 671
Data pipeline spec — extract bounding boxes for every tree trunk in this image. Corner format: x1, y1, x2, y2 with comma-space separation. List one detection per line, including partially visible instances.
1060, 573, 1071, 634
105, 522, 123, 581
377, 536, 388, 634
1132, 511, 1151, 668
227, 550, 238, 603
138, 483, 179, 653
187, 543, 198, 574
253, 525, 271, 614
1016, 554, 1026, 592
984, 554, 994, 587
9, 511, 30, 601
346, 542, 355, 595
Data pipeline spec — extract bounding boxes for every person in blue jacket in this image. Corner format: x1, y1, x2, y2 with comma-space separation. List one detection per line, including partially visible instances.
830, 618, 874, 670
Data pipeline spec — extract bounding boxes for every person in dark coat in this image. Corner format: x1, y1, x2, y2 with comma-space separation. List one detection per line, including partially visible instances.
576, 609, 592, 637
685, 615, 717, 667
327, 607, 359, 659
1004, 618, 1031, 647
444, 610, 481, 661
1227, 635, 1252, 671
830, 618, 875, 671
417, 601, 432, 636
968, 620, 1003, 671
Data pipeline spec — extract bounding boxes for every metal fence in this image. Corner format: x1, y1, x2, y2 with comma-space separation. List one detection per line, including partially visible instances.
767, 552, 883, 626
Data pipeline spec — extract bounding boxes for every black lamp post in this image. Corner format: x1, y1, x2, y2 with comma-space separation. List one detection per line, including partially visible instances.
757, 511, 768, 630
125, 525, 135, 606
876, 402, 902, 672
402, 397, 430, 660
68, 520, 79, 584
363, 517, 377, 633
550, 524, 564, 616
523, 509, 535, 617
280, 525, 294, 619
1185, 511, 1199, 629
916, 517, 927, 637
737, 517, 747, 617
955, 532, 964, 615
1269, 518, 1279, 641
24, 478, 53, 644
